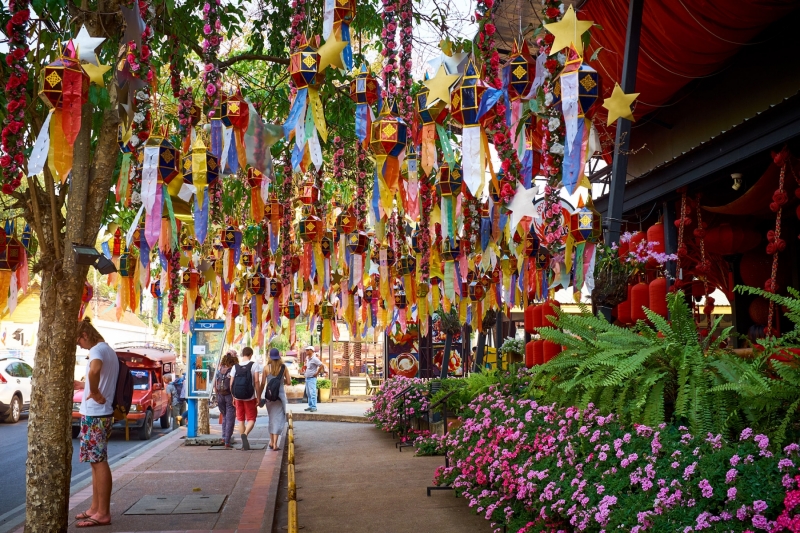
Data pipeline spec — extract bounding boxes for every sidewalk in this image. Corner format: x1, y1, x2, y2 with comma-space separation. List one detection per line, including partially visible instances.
55, 417, 285, 533
292, 421, 493, 533
210, 400, 371, 423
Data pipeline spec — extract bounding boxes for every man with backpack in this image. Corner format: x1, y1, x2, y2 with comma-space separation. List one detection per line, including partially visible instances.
230, 347, 262, 450
165, 375, 185, 429
74, 318, 120, 528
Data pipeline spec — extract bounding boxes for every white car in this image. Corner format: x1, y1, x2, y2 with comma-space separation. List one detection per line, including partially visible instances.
0, 357, 32, 423
283, 356, 302, 379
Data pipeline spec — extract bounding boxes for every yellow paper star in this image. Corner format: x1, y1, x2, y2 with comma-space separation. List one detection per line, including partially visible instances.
602, 83, 639, 125
83, 57, 111, 86
423, 64, 461, 107
544, 5, 593, 57
317, 34, 348, 72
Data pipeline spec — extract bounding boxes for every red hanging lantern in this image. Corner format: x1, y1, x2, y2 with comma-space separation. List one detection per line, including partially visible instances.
468, 281, 485, 302
299, 179, 320, 205
543, 340, 561, 363
533, 339, 544, 366
524, 305, 537, 334
0, 237, 23, 272
349, 64, 379, 105
649, 277, 668, 317
617, 285, 633, 325
336, 209, 357, 235
525, 340, 536, 368
298, 213, 322, 243
628, 231, 647, 253
630, 282, 650, 322
541, 300, 560, 327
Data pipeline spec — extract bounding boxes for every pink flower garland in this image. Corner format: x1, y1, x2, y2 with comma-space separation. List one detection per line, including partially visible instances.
475, 0, 523, 202
355, 141, 369, 229
0, 0, 30, 194
289, 0, 307, 52
333, 135, 345, 182
396, 0, 413, 123
279, 158, 294, 302
539, 0, 567, 252
202, 0, 222, 116
177, 88, 194, 142
381, 0, 399, 99
125, 0, 153, 204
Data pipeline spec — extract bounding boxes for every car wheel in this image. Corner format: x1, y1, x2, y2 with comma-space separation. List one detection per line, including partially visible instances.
159, 408, 171, 429
138, 410, 153, 440
72, 426, 81, 439
3, 396, 21, 424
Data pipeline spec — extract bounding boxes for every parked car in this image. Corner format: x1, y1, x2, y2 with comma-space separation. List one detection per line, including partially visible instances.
0, 357, 32, 423
72, 350, 173, 440
283, 356, 302, 379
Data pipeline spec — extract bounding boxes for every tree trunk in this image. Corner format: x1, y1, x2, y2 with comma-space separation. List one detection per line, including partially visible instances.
198, 399, 209, 435
25, 100, 120, 532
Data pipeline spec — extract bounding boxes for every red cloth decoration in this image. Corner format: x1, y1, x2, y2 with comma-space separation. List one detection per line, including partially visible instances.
631, 282, 649, 322
61, 63, 88, 146
649, 277, 668, 318
582, 0, 795, 123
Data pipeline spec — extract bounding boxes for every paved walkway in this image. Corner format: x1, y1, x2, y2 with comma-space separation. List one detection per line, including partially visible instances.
292, 421, 492, 533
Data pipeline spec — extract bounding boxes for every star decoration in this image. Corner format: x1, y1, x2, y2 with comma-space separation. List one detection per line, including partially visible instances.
423, 64, 461, 107
83, 57, 111, 86
120, 2, 146, 49
317, 34, 348, 72
544, 5, 593, 57
602, 83, 639, 125
73, 25, 106, 65
507, 182, 540, 231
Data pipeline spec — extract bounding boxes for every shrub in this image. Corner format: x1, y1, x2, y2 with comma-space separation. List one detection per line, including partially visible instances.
365, 376, 429, 434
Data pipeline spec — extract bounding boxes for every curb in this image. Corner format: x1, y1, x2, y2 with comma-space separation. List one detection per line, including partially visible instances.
291, 413, 370, 423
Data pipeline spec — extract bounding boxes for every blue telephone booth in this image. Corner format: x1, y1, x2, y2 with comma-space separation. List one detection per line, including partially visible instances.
187, 320, 226, 438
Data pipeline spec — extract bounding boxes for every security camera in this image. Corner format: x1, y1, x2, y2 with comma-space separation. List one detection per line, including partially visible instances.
731, 172, 742, 191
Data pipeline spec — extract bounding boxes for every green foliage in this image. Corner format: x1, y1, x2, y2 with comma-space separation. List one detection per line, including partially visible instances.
500, 337, 524, 356
316, 378, 331, 389
428, 372, 500, 415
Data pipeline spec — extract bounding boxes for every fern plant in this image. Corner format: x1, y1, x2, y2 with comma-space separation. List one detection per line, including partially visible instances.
532, 291, 739, 438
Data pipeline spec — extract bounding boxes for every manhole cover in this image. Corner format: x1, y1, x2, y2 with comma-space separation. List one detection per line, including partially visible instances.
125, 495, 183, 515
125, 494, 227, 515
173, 494, 227, 514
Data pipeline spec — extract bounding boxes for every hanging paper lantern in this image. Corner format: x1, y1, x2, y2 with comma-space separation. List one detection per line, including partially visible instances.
370, 103, 408, 158
468, 281, 486, 302
535, 246, 551, 270
394, 289, 407, 309
569, 196, 602, 243
630, 282, 650, 322
398, 255, 416, 276
265, 193, 284, 221
321, 232, 333, 258
282, 300, 301, 319
541, 300, 560, 327
415, 84, 446, 125
436, 161, 463, 197
349, 65, 379, 105
39, 56, 89, 109
0, 237, 23, 272
226, 91, 249, 129
182, 144, 220, 185
347, 231, 368, 254
441, 237, 460, 261
247, 269, 267, 295
649, 277, 668, 317
289, 38, 323, 89
576, 62, 601, 117
146, 136, 180, 184
299, 213, 322, 242
118, 125, 131, 154
411, 228, 423, 254
181, 267, 200, 289
21, 224, 32, 252
269, 278, 282, 298
628, 231, 646, 253
533, 339, 544, 365
506, 41, 535, 100
334, 0, 356, 23
449, 57, 485, 127
131, 222, 145, 249
336, 208, 357, 235
617, 286, 633, 325
524, 305, 537, 334
181, 232, 194, 253
221, 225, 241, 249
299, 179, 320, 205
646, 222, 666, 254
320, 301, 335, 319
364, 287, 374, 301
118, 251, 133, 277
525, 340, 535, 368
705, 223, 762, 256
543, 340, 561, 363
241, 250, 255, 268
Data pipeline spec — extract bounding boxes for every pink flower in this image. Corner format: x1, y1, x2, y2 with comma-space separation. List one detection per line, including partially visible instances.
206, 84, 217, 96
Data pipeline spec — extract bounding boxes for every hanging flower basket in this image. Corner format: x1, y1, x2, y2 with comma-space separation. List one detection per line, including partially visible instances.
591, 265, 630, 307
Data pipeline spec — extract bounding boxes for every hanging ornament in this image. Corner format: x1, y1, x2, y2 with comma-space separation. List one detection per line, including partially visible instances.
349, 64, 379, 143
369, 102, 408, 214
450, 58, 486, 197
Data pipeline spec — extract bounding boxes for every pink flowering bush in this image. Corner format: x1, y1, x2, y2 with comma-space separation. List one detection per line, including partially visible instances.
365, 377, 429, 434
434, 389, 800, 532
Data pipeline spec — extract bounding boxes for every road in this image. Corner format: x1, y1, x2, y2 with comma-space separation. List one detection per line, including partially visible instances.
0, 414, 174, 532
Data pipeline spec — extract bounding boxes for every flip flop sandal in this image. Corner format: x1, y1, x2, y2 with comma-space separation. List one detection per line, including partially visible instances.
75, 512, 92, 520
76, 517, 111, 528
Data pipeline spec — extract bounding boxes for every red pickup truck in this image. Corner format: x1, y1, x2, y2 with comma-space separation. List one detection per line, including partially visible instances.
72, 349, 173, 440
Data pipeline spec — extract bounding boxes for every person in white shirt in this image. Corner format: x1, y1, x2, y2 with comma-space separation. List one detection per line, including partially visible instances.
229, 346, 262, 450
74, 318, 119, 528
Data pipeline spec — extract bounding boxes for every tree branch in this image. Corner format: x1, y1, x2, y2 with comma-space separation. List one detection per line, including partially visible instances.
220, 52, 290, 69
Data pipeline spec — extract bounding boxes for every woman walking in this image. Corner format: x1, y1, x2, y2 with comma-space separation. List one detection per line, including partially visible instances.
263, 348, 291, 450
214, 351, 238, 449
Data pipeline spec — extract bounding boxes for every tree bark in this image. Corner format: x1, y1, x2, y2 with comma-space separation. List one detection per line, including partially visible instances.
25, 99, 119, 532
198, 399, 209, 435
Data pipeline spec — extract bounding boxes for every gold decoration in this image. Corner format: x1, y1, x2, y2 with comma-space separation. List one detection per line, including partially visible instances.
422, 63, 461, 107
602, 82, 639, 125
317, 34, 348, 72
45, 71, 62, 87
513, 65, 527, 79
579, 74, 597, 91
82, 59, 111, 87
382, 123, 397, 137
543, 5, 593, 57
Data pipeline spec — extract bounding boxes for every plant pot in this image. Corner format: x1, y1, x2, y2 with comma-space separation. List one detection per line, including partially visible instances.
319, 388, 331, 402
591, 267, 630, 307
286, 384, 306, 401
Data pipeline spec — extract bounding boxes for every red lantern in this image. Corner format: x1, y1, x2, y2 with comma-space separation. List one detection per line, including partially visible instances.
631, 282, 650, 322
541, 300, 560, 327
299, 213, 322, 243
525, 340, 536, 368
705, 224, 762, 255
533, 304, 543, 330
0, 237, 23, 272
628, 231, 647, 254
533, 340, 544, 366
646, 223, 665, 254
617, 286, 633, 325
543, 340, 561, 363
336, 209, 357, 234
649, 278, 668, 317
299, 179, 320, 205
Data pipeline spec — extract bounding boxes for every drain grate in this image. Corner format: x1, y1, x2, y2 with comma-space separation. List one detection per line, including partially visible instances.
125, 494, 227, 515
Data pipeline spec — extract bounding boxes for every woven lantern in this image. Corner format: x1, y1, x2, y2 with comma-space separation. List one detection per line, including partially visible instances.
577, 62, 601, 117
282, 300, 301, 319
299, 213, 322, 243
370, 102, 407, 158
347, 230, 368, 254
181, 267, 200, 289
265, 193, 284, 221
268, 278, 282, 298
226, 91, 249, 130
415, 84, 446, 125
146, 135, 180, 184
398, 254, 416, 276
182, 147, 220, 185
0, 237, 23, 272
246, 167, 264, 189
364, 287, 374, 301
535, 245, 551, 270
247, 269, 267, 295
449, 58, 485, 127
241, 249, 255, 268
336, 208, 357, 234
569, 196, 602, 243
39, 56, 88, 109
320, 301, 335, 319
507, 41, 535, 100
321, 231, 333, 258
221, 225, 241, 249
334, 0, 356, 23
289, 37, 323, 89
468, 281, 486, 302
299, 179, 320, 205
436, 161, 463, 197
349, 64, 379, 105
394, 288, 407, 309
441, 237, 460, 261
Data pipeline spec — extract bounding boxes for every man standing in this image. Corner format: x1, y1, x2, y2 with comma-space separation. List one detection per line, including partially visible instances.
74, 317, 119, 528
230, 347, 261, 450
303, 346, 324, 413
164, 375, 182, 430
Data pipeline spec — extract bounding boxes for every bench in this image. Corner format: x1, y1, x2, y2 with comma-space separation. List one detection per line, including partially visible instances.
349, 377, 368, 396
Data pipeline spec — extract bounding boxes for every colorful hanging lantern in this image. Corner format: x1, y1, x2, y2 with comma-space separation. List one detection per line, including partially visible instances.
370, 102, 408, 213
299, 213, 322, 242
394, 288, 407, 309
437, 162, 462, 241
247, 167, 266, 222
469, 280, 486, 301
449, 57, 485, 127
221, 225, 240, 249
241, 250, 255, 268
569, 196, 601, 243
150, 280, 161, 299
39, 56, 89, 109
247, 269, 267, 295
336, 208, 357, 235
0, 237, 23, 272
147, 135, 180, 184
349, 64, 378, 105
535, 245, 551, 270
506, 41, 535, 100
282, 300, 301, 319
289, 38, 323, 89
441, 237, 460, 261
299, 179, 320, 205
181, 267, 200, 289
269, 278, 282, 298
347, 231, 368, 254
321, 231, 333, 258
